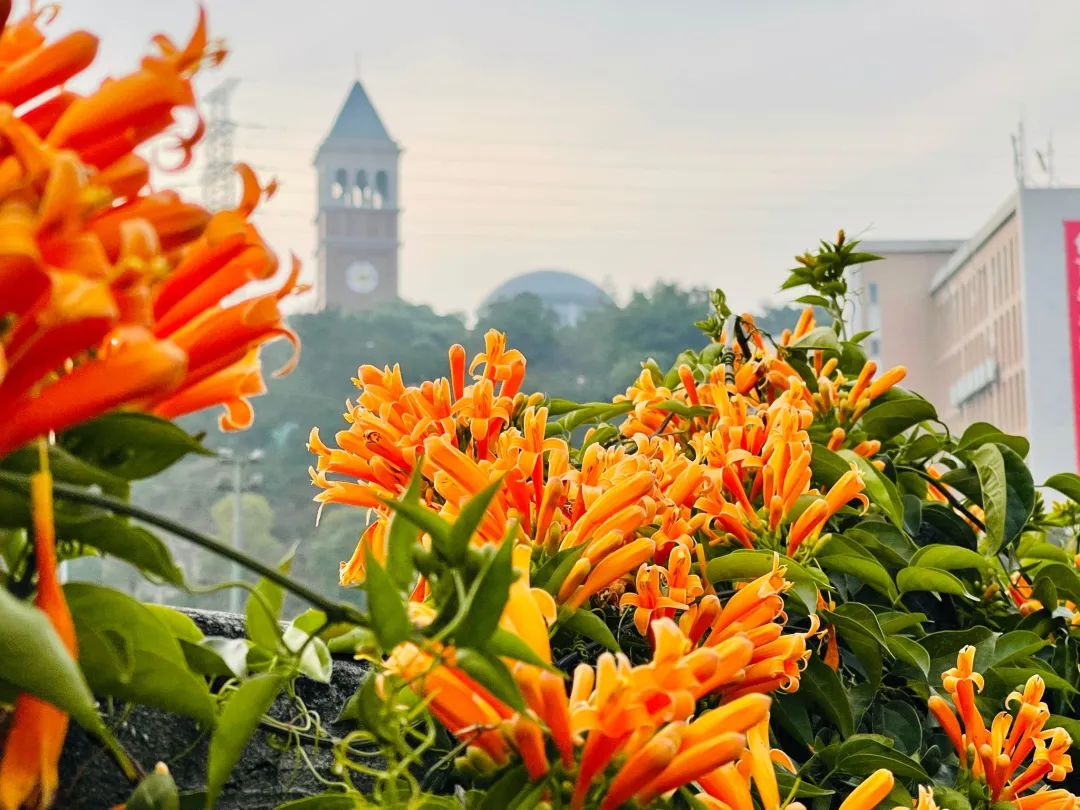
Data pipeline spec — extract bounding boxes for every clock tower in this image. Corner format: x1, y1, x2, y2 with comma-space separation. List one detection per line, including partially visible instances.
313, 81, 400, 310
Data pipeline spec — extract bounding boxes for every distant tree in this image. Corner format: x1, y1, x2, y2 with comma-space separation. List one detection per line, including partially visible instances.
291, 506, 370, 609
211, 493, 284, 566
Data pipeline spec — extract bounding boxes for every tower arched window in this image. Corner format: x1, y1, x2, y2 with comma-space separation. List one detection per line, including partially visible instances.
354, 170, 370, 208
374, 170, 389, 209
331, 168, 348, 203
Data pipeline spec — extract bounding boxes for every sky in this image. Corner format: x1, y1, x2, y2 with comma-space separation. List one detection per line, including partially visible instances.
49, 1, 1080, 316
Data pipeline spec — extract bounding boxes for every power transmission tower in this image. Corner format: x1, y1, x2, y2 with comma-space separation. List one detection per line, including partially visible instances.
201, 78, 240, 211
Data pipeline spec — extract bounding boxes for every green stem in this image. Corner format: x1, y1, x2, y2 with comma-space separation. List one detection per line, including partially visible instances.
0, 470, 366, 627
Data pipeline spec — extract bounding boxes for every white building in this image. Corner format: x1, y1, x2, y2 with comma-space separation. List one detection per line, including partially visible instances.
852, 188, 1080, 479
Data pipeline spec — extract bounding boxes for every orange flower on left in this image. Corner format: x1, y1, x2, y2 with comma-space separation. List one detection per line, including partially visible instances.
0, 457, 72, 810
0, 4, 298, 807
0, 4, 301, 460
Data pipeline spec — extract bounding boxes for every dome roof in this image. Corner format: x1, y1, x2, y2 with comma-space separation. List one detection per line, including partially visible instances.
483, 269, 611, 308
481, 270, 612, 327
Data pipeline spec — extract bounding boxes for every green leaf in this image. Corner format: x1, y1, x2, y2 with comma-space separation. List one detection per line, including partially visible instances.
896, 567, 972, 599
384, 467, 424, 590
486, 628, 560, 672
705, 549, 824, 614
789, 326, 841, 352
447, 477, 505, 565
850, 520, 917, 563
1, 443, 129, 498
958, 422, 1029, 458
801, 654, 854, 738
825, 603, 890, 650
479, 765, 529, 810
917, 503, 978, 551
383, 497, 453, 559
143, 604, 204, 643
1016, 535, 1072, 564
65, 583, 215, 725
245, 547, 294, 652
992, 663, 1076, 694
876, 611, 927, 635
993, 630, 1049, 665
971, 444, 1033, 553
558, 607, 619, 652
0, 587, 106, 735
886, 636, 930, 678
910, 544, 991, 572
810, 444, 850, 490
60, 413, 212, 480
205, 673, 285, 809
125, 767, 179, 810
858, 395, 937, 442
326, 626, 376, 655
1032, 563, 1080, 604
837, 450, 904, 529
282, 619, 333, 683
922, 627, 997, 678
836, 736, 929, 781
454, 539, 516, 649
72, 518, 185, 586
181, 637, 249, 680
365, 558, 411, 651
454, 648, 525, 711
537, 543, 588, 596
775, 771, 834, 799
816, 552, 898, 602
1043, 472, 1080, 504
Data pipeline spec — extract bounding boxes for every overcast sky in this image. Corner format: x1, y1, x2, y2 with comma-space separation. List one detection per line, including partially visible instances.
51, 1, 1080, 315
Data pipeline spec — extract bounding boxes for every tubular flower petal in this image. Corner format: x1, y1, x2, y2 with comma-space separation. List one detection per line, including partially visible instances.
838, 769, 895, 810
0, 457, 75, 810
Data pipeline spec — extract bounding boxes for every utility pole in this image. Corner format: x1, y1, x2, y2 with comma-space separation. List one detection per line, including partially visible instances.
217, 447, 263, 613
201, 78, 240, 211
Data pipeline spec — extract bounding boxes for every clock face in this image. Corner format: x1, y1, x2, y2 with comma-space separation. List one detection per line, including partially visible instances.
345, 260, 379, 294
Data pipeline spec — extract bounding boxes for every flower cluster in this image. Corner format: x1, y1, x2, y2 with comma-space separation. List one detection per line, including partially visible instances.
927, 647, 1076, 805
0, 6, 299, 458
309, 323, 905, 804
0, 7, 297, 807
382, 550, 806, 809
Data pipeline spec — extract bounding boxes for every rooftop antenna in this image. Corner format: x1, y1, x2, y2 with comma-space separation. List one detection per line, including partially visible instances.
1036, 131, 1055, 187
1011, 120, 1027, 188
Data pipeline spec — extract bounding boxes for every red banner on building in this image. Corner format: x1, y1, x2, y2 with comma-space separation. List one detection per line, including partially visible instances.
1065, 221, 1080, 470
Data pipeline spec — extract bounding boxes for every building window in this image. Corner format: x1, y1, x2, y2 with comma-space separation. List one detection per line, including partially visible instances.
868, 282, 878, 305
331, 168, 348, 202
375, 170, 389, 209
354, 170, 369, 208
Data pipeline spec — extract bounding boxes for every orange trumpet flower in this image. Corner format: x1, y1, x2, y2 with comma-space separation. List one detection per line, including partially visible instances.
0, 454, 75, 810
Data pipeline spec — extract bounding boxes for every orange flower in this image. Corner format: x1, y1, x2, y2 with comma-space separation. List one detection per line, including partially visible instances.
620, 563, 687, 635
838, 769, 894, 810
0, 456, 75, 810
0, 7, 297, 459
928, 648, 1078, 802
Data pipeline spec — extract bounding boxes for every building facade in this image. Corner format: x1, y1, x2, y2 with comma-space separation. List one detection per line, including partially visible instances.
313, 81, 401, 311
852, 188, 1080, 479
